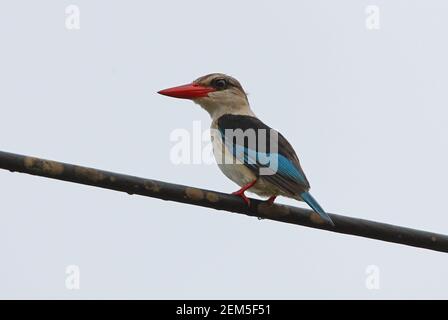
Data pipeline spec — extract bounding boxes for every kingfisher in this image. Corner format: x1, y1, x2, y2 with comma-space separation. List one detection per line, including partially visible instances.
158, 73, 334, 226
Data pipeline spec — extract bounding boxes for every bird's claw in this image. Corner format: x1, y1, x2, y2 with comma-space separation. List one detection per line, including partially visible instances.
265, 195, 277, 206
231, 180, 257, 206
232, 190, 251, 206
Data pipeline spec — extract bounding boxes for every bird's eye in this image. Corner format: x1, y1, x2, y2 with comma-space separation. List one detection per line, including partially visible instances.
212, 79, 228, 90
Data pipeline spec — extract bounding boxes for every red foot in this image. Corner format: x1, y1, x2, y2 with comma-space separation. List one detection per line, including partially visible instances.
266, 195, 277, 206
232, 180, 257, 206
232, 189, 251, 205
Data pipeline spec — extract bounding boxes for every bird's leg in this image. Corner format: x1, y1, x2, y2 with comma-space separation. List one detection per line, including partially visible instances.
266, 195, 277, 206
232, 179, 257, 206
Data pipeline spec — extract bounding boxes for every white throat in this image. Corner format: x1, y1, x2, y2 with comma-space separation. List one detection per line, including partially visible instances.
196, 100, 256, 121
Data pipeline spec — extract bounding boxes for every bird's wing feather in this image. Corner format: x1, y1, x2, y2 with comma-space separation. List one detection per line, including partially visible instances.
216, 114, 310, 195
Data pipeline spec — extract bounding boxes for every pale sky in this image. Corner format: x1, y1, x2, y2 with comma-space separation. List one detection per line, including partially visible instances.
0, 0, 447, 299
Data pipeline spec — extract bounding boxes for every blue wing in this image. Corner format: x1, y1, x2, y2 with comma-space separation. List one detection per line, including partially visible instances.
217, 114, 310, 196
217, 114, 334, 225
233, 144, 307, 183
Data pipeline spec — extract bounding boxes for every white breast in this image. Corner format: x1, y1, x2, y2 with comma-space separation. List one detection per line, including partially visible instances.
210, 123, 283, 198
211, 126, 256, 187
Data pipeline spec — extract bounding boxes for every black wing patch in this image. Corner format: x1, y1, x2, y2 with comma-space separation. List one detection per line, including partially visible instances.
216, 114, 310, 195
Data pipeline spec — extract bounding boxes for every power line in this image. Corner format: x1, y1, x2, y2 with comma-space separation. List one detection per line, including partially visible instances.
0, 150, 447, 253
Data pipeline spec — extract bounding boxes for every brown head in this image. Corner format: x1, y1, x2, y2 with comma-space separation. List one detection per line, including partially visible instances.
158, 73, 253, 119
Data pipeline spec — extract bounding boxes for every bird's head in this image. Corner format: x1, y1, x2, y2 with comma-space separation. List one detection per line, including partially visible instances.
158, 73, 253, 119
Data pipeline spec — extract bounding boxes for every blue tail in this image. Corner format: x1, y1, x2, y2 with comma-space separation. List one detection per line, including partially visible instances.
300, 191, 335, 226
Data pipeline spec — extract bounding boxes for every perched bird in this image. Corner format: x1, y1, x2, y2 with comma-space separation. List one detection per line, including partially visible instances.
158, 73, 334, 226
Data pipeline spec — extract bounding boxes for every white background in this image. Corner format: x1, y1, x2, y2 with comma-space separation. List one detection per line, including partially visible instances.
0, 0, 447, 298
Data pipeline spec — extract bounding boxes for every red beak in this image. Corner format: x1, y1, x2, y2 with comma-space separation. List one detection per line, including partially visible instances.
157, 83, 215, 99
